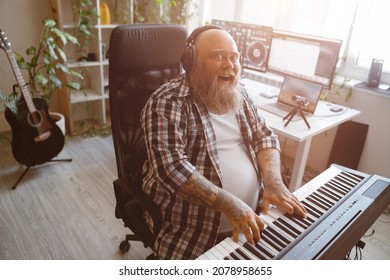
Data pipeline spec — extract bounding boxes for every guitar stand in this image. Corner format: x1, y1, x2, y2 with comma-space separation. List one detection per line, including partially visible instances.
283, 100, 311, 129
11, 158, 72, 190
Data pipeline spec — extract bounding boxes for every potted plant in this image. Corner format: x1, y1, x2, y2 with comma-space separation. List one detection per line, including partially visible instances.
71, 0, 98, 62
134, 0, 197, 24
15, 18, 83, 107
12, 18, 84, 135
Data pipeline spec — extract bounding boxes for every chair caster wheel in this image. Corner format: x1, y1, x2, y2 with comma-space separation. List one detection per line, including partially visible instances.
119, 240, 130, 253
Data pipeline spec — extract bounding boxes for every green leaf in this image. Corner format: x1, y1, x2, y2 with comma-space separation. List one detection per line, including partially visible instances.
47, 45, 58, 60
52, 27, 67, 45
56, 63, 69, 74
67, 82, 81, 90
35, 73, 48, 85
69, 70, 84, 80
64, 33, 79, 45
56, 47, 67, 62
49, 75, 62, 88
43, 18, 56, 28
26, 46, 36, 56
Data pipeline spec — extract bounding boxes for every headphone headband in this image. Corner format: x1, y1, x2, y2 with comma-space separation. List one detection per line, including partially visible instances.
186, 25, 223, 44
181, 25, 224, 72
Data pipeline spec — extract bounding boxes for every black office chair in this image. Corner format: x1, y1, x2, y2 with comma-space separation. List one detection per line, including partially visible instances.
108, 24, 187, 257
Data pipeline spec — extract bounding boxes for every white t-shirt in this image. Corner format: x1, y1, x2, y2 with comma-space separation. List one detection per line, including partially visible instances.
209, 110, 260, 233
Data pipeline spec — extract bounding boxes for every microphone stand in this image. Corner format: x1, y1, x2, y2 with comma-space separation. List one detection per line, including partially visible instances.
283, 99, 311, 129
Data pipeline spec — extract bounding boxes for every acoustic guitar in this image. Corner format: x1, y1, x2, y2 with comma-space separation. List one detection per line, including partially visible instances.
0, 30, 64, 166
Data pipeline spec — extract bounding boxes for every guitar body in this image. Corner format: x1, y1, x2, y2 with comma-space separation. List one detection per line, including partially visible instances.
5, 97, 65, 166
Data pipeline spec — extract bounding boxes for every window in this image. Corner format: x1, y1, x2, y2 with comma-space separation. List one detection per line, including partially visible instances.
343, 0, 390, 82
194, 0, 389, 84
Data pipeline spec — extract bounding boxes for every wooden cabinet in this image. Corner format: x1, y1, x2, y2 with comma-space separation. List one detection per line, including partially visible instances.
48, 0, 133, 134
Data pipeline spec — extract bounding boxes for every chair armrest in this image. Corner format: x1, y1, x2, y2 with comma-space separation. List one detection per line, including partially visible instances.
113, 176, 162, 238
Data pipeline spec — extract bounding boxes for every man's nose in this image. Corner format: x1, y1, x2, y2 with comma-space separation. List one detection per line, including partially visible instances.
222, 57, 235, 68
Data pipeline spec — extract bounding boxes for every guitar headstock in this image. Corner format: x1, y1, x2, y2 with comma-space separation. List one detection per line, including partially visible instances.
0, 30, 11, 51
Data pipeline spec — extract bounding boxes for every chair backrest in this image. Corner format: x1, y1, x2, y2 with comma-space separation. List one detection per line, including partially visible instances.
109, 24, 187, 181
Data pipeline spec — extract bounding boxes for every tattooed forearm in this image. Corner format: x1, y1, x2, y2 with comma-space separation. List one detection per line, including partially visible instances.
257, 148, 284, 186
178, 170, 245, 215
178, 171, 218, 208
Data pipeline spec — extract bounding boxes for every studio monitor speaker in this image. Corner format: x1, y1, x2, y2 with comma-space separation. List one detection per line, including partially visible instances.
367, 58, 383, 87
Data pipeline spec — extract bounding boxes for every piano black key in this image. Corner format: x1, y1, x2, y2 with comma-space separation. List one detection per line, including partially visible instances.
262, 228, 287, 250
313, 189, 335, 204
327, 181, 349, 194
285, 214, 311, 229
229, 251, 242, 260
291, 211, 316, 224
317, 187, 340, 202
281, 215, 307, 233
301, 201, 322, 218
307, 196, 329, 211
340, 171, 364, 184
255, 240, 276, 258
267, 225, 292, 244
274, 219, 301, 238
335, 175, 355, 189
312, 193, 334, 210
243, 242, 268, 260
236, 248, 253, 260
321, 185, 343, 200
339, 175, 356, 188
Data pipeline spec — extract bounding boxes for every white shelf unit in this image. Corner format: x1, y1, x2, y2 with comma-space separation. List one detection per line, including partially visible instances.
48, 0, 132, 134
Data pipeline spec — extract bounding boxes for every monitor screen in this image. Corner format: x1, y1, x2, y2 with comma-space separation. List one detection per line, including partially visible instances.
211, 19, 273, 73
268, 30, 342, 89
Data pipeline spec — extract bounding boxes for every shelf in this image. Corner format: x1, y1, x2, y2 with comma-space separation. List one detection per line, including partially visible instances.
67, 61, 102, 68
70, 89, 102, 104
49, 0, 132, 135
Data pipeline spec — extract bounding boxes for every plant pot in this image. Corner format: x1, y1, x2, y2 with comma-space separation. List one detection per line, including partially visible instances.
50, 112, 66, 135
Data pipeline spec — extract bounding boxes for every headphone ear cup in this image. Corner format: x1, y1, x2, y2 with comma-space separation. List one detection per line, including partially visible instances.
181, 44, 196, 72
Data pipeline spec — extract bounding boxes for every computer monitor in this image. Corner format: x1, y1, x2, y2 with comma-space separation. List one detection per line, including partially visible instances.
211, 19, 273, 73
268, 30, 342, 89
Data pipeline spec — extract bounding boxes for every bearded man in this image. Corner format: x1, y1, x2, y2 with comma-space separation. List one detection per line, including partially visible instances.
140, 26, 306, 260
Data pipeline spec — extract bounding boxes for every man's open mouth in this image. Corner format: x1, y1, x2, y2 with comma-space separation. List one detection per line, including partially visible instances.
218, 74, 232, 81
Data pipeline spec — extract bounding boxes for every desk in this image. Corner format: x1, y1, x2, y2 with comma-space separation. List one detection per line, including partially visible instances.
242, 78, 361, 191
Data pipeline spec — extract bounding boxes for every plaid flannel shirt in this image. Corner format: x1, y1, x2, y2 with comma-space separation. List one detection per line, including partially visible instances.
140, 73, 280, 259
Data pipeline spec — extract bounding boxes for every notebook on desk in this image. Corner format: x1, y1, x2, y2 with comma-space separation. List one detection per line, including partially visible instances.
258, 76, 323, 121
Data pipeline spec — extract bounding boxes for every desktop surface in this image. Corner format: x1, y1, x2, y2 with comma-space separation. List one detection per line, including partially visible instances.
242, 77, 361, 141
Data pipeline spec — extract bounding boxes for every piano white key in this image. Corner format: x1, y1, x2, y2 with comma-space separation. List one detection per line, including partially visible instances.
196, 254, 208, 260
210, 242, 230, 259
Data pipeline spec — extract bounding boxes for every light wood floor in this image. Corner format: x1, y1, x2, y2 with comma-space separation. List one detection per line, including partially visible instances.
0, 134, 389, 260
0, 133, 152, 260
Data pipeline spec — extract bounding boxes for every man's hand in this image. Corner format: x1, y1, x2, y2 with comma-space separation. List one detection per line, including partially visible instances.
256, 148, 306, 217
178, 171, 264, 244
261, 181, 306, 217
223, 198, 264, 244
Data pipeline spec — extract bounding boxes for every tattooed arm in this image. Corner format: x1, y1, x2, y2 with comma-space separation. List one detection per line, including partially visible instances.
256, 148, 306, 217
177, 170, 264, 244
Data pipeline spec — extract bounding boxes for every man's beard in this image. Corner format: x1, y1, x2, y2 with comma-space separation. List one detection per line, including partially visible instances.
190, 66, 242, 115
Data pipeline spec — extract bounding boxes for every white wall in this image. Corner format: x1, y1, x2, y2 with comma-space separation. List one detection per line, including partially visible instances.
286, 82, 390, 180
0, 0, 49, 132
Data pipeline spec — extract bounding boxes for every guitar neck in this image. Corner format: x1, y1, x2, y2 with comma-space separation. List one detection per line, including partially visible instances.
5, 48, 37, 113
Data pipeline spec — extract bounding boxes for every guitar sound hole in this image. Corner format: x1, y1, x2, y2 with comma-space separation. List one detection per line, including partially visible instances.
27, 110, 43, 128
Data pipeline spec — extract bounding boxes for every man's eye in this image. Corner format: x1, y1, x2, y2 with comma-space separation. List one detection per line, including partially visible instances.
214, 54, 224, 60
231, 55, 239, 61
